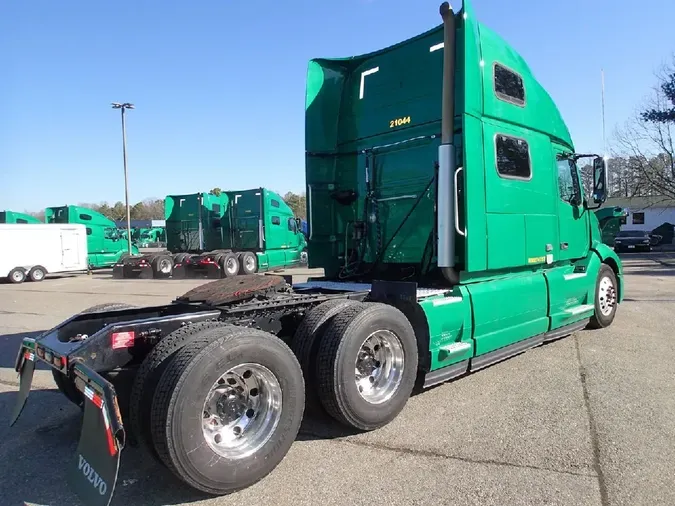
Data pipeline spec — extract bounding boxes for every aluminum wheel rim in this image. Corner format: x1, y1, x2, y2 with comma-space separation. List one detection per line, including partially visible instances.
12, 270, 24, 282
201, 362, 282, 460
354, 330, 405, 404
245, 255, 256, 272
32, 269, 44, 280
159, 259, 172, 274
598, 275, 616, 316
300, 252, 308, 263
226, 257, 238, 274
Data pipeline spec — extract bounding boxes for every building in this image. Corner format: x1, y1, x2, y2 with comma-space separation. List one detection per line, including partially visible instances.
602, 196, 675, 243
113, 219, 166, 229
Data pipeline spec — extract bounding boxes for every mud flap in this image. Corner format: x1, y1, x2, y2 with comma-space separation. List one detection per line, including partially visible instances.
67, 364, 125, 506
9, 343, 36, 426
112, 264, 125, 279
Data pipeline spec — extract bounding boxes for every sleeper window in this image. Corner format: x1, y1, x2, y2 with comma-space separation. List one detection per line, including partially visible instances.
494, 63, 525, 106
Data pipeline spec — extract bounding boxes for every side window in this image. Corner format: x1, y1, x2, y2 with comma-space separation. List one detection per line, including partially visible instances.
494, 63, 525, 106
633, 212, 645, 225
495, 134, 531, 180
104, 227, 118, 239
271, 216, 280, 225
212, 204, 220, 213
556, 158, 575, 202
271, 199, 280, 208
17, 219, 28, 224
620, 215, 627, 225
86, 227, 92, 235
288, 218, 297, 232
79, 213, 92, 221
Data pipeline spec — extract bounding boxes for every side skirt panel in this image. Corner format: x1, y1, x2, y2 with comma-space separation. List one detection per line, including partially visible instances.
421, 319, 590, 389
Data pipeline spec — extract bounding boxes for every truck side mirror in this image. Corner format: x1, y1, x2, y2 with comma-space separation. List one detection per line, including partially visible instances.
592, 156, 608, 205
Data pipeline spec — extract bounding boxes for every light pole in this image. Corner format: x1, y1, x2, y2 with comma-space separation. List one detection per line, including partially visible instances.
111, 102, 134, 255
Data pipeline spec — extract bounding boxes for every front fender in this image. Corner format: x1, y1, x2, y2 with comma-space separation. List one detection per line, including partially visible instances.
592, 242, 624, 303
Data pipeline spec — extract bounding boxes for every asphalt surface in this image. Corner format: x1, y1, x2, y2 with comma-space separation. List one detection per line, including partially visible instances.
0, 255, 673, 506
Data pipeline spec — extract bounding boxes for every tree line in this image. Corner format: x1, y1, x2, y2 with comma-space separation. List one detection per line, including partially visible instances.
25, 192, 307, 222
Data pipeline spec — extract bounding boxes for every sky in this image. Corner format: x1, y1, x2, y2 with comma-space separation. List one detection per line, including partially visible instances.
1, 0, 674, 212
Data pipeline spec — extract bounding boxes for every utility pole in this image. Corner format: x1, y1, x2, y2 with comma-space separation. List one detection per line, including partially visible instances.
111, 102, 135, 255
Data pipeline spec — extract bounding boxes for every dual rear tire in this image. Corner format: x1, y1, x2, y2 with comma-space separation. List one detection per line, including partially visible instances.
128, 321, 305, 495
292, 299, 418, 431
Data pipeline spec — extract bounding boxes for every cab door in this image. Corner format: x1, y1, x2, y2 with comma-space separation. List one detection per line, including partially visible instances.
553, 145, 589, 262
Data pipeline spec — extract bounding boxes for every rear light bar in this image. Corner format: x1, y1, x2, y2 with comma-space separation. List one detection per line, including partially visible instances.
35, 345, 67, 370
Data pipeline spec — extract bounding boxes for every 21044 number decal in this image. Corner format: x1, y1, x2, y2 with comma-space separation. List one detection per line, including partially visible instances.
390, 116, 411, 128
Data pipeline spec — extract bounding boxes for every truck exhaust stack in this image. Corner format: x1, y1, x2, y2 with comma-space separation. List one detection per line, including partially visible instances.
438, 1, 460, 284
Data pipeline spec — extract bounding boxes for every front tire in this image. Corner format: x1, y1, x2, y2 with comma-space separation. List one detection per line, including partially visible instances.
588, 264, 618, 329
150, 326, 305, 495
315, 302, 418, 431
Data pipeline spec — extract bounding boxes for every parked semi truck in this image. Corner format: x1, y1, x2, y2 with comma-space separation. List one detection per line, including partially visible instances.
45, 205, 138, 269
0, 210, 42, 224
11, 3, 622, 505
1, 224, 88, 283
113, 188, 307, 279
595, 206, 628, 246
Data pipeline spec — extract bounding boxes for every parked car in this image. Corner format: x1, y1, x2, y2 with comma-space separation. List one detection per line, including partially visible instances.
614, 229, 652, 252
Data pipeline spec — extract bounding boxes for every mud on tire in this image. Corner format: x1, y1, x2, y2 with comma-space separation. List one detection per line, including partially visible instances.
150, 326, 305, 495
315, 302, 418, 431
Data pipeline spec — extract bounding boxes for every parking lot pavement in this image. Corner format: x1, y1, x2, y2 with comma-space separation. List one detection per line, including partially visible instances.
0, 256, 673, 506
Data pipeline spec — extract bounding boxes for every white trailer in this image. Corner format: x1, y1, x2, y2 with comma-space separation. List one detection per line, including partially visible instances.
0, 223, 88, 283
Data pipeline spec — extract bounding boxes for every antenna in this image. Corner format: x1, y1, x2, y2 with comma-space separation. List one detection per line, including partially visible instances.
601, 68, 607, 158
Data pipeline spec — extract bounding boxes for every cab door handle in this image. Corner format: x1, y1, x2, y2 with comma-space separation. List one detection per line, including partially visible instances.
561, 242, 569, 250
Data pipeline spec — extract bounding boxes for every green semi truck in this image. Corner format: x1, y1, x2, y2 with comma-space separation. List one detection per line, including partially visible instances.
0, 210, 42, 224
595, 206, 628, 246
45, 205, 138, 269
12, 3, 623, 505
113, 188, 307, 278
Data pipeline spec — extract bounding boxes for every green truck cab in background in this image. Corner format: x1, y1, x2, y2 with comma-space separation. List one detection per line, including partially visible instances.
165, 188, 307, 272
0, 211, 42, 224
114, 188, 307, 279
595, 206, 628, 246
45, 205, 138, 269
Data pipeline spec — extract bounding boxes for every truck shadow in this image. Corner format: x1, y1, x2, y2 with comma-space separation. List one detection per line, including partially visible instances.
0, 330, 48, 370
0, 387, 370, 506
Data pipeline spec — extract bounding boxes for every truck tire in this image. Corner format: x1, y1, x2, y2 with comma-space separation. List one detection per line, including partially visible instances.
150, 326, 305, 495
52, 302, 137, 408
315, 302, 418, 431
173, 253, 190, 264
219, 252, 240, 278
128, 320, 232, 461
238, 251, 258, 275
587, 264, 619, 329
28, 265, 47, 282
8, 267, 26, 284
291, 299, 363, 412
151, 254, 173, 278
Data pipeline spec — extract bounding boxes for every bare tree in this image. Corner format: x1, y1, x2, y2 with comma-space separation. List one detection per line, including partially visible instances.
611, 57, 675, 199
